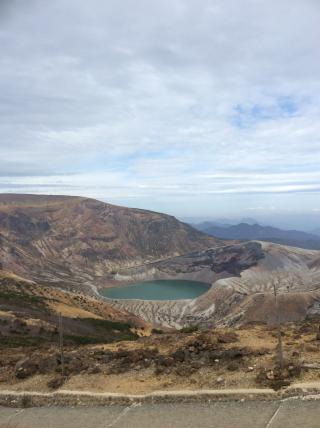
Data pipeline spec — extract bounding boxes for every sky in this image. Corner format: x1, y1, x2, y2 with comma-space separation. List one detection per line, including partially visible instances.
1, 0, 320, 229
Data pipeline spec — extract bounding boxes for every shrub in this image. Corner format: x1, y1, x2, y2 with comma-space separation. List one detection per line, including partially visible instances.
151, 328, 163, 334
180, 325, 199, 333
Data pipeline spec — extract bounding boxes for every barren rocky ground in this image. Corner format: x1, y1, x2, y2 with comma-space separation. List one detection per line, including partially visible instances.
1, 321, 320, 394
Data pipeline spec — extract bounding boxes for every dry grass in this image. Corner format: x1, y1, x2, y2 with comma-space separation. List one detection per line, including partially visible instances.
1, 323, 320, 394
0, 423, 20, 428
46, 301, 104, 319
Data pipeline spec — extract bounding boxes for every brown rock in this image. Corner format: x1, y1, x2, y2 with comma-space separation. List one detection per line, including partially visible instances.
227, 362, 239, 371
266, 370, 274, 380
171, 349, 185, 363
87, 365, 102, 374
15, 358, 38, 379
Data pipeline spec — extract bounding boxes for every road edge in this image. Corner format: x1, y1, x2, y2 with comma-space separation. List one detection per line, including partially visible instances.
1, 385, 320, 407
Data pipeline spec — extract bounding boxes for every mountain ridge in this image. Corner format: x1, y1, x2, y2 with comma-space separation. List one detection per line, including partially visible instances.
194, 221, 320, 250
0, 194, 221, 293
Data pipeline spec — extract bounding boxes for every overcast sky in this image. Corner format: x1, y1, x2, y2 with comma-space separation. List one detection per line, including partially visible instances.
1, 0, 320, 226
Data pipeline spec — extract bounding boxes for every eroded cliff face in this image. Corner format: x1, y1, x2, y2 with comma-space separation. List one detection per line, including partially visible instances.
0, 194, 220, 293
113, 241, 263, 282
2, 194, 320, 329
107, 243, 320, 328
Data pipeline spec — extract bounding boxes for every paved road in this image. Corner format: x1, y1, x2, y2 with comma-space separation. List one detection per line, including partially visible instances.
1, 399, 320, 428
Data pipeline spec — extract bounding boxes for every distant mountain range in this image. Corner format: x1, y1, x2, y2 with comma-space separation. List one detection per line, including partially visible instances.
182, 217, 259, 227
313, 228, 320, 237
194, 221, 320, 250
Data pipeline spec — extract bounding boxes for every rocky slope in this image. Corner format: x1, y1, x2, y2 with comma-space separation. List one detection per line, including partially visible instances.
0, 194, 220, 293
2, 320, 320, 393
0, 270, 145, 348
2, 194, 320, 331
109, 242, 320, 328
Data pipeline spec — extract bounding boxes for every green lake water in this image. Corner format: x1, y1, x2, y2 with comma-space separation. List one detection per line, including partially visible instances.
100, 279, 211, 301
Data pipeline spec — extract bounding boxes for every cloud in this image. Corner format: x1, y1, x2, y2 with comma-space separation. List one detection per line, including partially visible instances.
0, 0, 319, 217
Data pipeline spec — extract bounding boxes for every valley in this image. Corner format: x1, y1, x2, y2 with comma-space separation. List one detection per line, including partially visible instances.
105, 242, 320, 328
1, 194, 320, 331
1, 194, 320, 397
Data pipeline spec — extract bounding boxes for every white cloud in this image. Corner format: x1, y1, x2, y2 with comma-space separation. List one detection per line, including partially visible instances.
0, 0, 319, 217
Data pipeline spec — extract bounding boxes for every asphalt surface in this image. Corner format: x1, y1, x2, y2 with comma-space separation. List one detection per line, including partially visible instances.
1, 399, 320, 428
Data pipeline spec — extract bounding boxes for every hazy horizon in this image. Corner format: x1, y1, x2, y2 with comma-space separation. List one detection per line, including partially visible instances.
1, 0, 320, 225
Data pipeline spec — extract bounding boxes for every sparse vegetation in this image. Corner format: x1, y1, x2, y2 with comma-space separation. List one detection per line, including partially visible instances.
0, 272, 142, 352
151, 328, 164, 334
0, 287, 48, 312
0, 335, 47, 348
47, 375, 66, 390
64, 318, 138, 344
180, 325, 199, 333
1, 321, 320, 394
0, 423, 20, 428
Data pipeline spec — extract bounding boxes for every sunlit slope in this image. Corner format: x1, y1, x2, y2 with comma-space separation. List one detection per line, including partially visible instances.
0, 194, 221, 293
